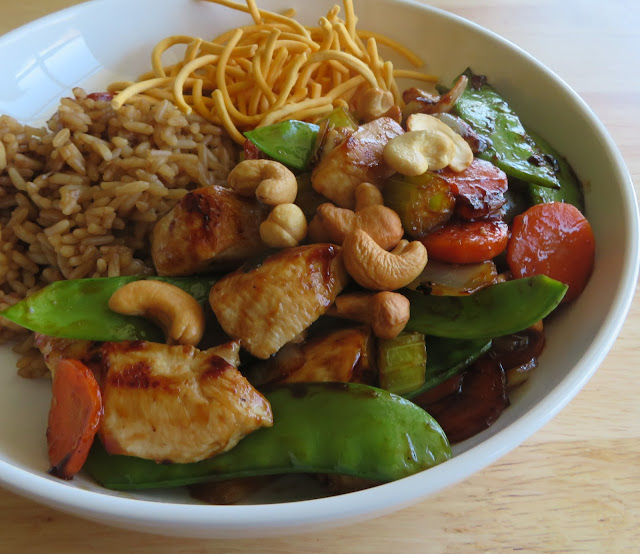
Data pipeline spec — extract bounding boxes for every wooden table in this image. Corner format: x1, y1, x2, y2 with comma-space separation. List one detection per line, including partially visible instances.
1, 0, 638, 551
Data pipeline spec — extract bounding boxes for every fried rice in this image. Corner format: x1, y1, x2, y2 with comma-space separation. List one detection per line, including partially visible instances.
0, 88, 238, 377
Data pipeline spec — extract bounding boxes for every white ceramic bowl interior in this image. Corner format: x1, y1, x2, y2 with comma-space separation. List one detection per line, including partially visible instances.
0, 0, 637, 539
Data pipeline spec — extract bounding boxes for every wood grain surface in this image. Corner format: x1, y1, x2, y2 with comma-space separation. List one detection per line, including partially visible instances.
1, 0, 638, 552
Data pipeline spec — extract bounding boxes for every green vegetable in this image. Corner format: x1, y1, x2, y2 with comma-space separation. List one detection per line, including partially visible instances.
453, 69, 560, 189
294, 173, 329, 219
378, 332, 427, 395
525, 127, 585, 211
404, 336, 491, 400
0, 275, 217, 342
244, 120, 319, 171
500, 181, 532, 224
403, 275, 568, 339
320, 105, 359, 131
383, 172, 455, 238
84, 382, 452, 489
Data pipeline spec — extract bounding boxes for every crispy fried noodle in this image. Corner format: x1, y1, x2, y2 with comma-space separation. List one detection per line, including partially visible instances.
0, 0, 433, 377
109, 0, 436, 143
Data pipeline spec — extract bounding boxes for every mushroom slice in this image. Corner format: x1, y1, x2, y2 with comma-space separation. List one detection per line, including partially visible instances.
98, 341, 272, 464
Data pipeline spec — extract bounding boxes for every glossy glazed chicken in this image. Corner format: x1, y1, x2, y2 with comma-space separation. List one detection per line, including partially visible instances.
209, 243, 349, 359
97, 341, 272, 463
151, 185, 269, 276
311, 117, 404, 209
247, 326, 375, 386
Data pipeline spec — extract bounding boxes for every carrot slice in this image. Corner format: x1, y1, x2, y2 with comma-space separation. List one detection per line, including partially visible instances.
439, 158, 508, 219
421, 219, 509, 264
47, 359, 103, 480
420, 357, 510, 444
507, 202, 595, 303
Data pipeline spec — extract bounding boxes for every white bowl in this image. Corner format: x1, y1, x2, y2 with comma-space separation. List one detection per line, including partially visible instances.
0, 0, 637, 539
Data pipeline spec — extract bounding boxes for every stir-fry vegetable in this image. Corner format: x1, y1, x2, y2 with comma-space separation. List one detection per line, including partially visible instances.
420, 219, 509, 264
384, 172, 455, 237
0, 276, 217, 342
84, 382, 451, 490
437, 158, 509, 219
377, 332, 427, 395
524, 128, 585, 210
452, 69, 585, 212
507, 202, 595, 303
420, 357, 510, 443
244, 120, 319, 171
452, 69, 561, 189
404, 336, 492, 400
47, 359, 103, 480
403, 275, 568, 339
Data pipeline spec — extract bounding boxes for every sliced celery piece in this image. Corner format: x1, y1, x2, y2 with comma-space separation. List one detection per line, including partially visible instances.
377, 332, 427, 395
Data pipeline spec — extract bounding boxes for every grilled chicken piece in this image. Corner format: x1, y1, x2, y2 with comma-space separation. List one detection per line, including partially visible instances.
207, 340, 242, 368
151, 185, 269, 276
280, 326, 374, 384
34, 334, 101, 377
209, 244, 349, 359
35, 333, 240, 375
248, 327, 375, 386
98, 341, 272, 463
311, 117, 404, 209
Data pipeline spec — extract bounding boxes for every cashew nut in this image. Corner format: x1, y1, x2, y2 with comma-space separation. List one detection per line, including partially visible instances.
227, 159, 297, 206
315, 203, 403, 250
383, 129, 456, 176
329, 291, 410, 339
108, 280, 205, 346
355, 87, 396, 122
354, 182, 384, 211
259, 203, 308, 248
342, 229, 428, 291
315, 203, 356, 243
406, 113, 474, 172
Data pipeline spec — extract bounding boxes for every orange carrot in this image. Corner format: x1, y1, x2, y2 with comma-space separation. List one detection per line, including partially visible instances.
507, 202, 595, 303
421, 220, 509, 264
47, 359, 103, 480
439, 158, 508, 219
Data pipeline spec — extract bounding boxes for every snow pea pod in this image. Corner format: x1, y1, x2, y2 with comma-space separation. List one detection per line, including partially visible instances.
83, 382, 452, 490
244, 120, 319, 171
0, 276, 217, 342
404, 336, 492, 400
452, 69, 560, 189
525, 127, 585, 211
403, 275, 567, 340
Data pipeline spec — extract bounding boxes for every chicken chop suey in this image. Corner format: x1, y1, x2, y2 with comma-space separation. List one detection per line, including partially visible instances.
30, 95, 587, 481
0, 0, 594, 498
34, 112, 425, 467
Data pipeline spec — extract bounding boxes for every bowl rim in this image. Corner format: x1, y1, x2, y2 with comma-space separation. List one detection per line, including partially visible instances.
0, 0, 638, 536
